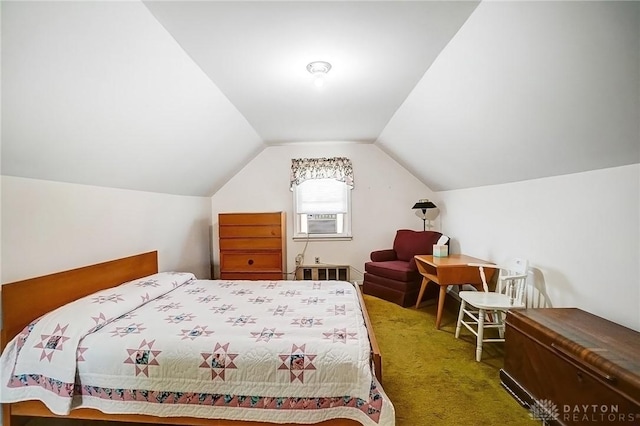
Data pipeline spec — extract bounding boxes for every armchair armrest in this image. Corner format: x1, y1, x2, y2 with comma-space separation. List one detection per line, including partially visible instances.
370, 249, 397, 262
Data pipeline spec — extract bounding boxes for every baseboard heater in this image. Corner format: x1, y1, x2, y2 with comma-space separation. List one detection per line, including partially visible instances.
295, 265, 350, 281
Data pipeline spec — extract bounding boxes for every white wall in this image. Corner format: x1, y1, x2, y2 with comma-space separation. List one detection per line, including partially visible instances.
210, 143, 436, 283
1, 176, 212, 283
210, 144, 640, 331
438, 164, 640, 331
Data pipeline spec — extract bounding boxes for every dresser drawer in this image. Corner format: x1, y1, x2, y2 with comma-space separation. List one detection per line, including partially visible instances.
220, 252, 283, 272
220, 237, 282, 251
219, 212, 283, 226
219, 224, 282, 239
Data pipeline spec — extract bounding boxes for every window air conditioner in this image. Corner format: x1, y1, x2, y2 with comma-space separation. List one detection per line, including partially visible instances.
307, 214, 337, 234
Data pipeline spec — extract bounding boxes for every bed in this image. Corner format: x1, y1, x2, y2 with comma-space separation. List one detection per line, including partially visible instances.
0, 251, 394, 426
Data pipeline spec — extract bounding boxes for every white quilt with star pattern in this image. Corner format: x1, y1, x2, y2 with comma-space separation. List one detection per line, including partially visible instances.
1, 273, 394, 426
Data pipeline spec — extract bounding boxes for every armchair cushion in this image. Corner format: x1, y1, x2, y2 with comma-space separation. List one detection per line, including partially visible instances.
365, 260, 417, 282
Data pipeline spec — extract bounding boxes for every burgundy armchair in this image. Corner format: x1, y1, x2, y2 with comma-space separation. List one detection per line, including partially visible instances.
363, 229, 449, 307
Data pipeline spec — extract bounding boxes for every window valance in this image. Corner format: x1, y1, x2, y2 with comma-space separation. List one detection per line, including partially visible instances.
290, 157, 354, 190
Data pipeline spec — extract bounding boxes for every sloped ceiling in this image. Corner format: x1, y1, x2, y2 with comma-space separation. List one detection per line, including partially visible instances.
1, 1, 264, 197
143, 1, 480, 144
2, 1, 638, 196
378, 0, 640, 191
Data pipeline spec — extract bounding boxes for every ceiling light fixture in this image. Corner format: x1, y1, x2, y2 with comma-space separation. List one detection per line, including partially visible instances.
307, 61, 332, 88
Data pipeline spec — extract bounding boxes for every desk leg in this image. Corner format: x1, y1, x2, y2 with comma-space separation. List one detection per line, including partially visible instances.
415, 277, 429, 309
435, 285, 448, 329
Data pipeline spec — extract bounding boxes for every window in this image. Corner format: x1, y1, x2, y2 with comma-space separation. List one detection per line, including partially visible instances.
290, 157, 353, 240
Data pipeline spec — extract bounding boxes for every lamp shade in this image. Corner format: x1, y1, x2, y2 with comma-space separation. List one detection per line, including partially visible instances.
412, 200, 436, 210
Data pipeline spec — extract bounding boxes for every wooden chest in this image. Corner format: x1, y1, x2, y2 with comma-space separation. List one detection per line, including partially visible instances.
219, 212, 287, 280
501, 308, 640, 425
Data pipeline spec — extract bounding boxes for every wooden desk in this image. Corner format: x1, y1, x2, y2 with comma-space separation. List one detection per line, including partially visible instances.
414, 254, 495, 329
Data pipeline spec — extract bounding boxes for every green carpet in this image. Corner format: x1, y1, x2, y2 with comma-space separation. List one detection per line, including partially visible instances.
363, 294, 532, 425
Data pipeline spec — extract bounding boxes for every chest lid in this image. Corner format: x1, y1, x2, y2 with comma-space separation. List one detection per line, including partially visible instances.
506, 308, 640, 401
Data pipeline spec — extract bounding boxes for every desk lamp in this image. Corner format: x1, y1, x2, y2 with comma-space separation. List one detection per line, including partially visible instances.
412, 199, 437, 231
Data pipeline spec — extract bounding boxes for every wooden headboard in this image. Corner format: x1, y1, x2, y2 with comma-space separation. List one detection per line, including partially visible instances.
1, 251, 158, 350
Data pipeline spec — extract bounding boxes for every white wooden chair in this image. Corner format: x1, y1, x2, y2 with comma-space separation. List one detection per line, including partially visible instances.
455, 258, 529, 361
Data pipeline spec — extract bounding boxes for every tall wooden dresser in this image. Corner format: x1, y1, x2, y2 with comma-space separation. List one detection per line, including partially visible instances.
501, 308, 640, 425
218, 212, 287, 280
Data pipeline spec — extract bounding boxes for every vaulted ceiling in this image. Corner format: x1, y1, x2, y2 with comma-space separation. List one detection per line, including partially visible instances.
143, 1, 480, 144
2, 1, 638, 196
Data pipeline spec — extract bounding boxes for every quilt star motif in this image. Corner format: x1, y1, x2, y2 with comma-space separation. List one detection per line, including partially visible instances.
291, 317, 323, 327
328, 304, 347, 315
226, 315, 257, 326
280, 289, 301, 297
269, 305, 294, 316
248, 296, 273, 304
180, 325, 214, 340
34, 324, 70, 361
92, 293, 124, 304
301, 297, 326, 305
278, 344, 317, 383
323, 328, 358, 343
197, 295, 220, 303
210, 304, 236, 314
251, 327, 284, 342
110, 323, 146, 337
124, 339, 161, 377
155, 302, 182, 312
165, 312, 195, 324
262, 282, 281, 289
135, 279, 160, 288
200, 342, 238, 381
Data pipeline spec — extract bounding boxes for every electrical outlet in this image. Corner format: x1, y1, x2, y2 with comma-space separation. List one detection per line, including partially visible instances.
295, 254, 303, 266
314, 257, 320, 264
